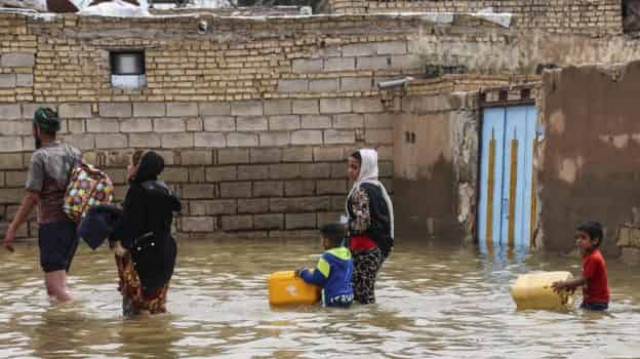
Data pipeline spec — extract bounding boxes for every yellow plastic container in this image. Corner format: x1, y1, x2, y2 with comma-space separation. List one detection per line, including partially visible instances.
268, 271, 320, 306
511, 271, 576, 310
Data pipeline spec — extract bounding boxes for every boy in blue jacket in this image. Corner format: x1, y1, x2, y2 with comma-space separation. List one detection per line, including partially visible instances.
296, 223, 354, 308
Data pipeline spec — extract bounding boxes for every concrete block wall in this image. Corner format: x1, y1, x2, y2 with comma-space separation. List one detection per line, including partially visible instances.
0, 15, 37, 238
19, 13, 532, 104
328, 0, 623, 37
11, 13, 626, 104
5, 13, 511, 240
0, 13, 420, 240
0, 15, 35, 103
0, 99, 393, 239
1, 11, 630, 241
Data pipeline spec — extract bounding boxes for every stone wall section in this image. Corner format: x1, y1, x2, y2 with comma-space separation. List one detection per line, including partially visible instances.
0, 14, 35, 103
0, 99, 394, 239
1, 10, 634, 242
0, 13, 510, 240
329, 0, 623, 36
26, 14, 439, 103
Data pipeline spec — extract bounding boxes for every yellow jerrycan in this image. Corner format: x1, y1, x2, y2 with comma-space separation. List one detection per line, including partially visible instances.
268, 271, 320, 306
511, 271, 576, 310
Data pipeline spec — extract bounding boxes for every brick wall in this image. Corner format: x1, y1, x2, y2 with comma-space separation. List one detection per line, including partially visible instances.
0, 15, 35, 103
1, 12, 524, 240
0, 10, 633, 241
24, 15, 436, 103
0, 13, 411, 240
0, 100, 396, 240
328, 0, 623, 36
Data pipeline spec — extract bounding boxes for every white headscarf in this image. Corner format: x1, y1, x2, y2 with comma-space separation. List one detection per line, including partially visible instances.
345, 149, 394, 239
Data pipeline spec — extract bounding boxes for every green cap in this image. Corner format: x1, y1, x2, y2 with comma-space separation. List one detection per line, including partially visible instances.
33, 107, 61, 133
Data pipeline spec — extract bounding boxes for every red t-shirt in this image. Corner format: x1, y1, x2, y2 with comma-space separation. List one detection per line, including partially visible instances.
582, 249, 610, 304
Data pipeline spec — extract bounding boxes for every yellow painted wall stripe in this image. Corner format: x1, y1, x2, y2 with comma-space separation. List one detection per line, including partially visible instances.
486, 131, 496, 249
530, 136, 538, 249
508, 138, 519, 248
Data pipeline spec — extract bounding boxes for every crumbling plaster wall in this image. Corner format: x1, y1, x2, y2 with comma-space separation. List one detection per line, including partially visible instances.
410, 31, 640, 75
539, 61, 640, 256
392, 78, 485, 243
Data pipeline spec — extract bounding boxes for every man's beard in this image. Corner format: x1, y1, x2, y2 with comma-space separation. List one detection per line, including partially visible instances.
34, 136, 41, 149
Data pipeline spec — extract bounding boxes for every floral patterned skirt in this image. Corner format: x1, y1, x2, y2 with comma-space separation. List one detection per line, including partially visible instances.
352, 248, 383, 305
115, 252, 169, 317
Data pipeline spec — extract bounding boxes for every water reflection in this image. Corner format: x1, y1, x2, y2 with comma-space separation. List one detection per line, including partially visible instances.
31, 306, 109, 358
0, 240, 639, 358
118, 315, 183, 358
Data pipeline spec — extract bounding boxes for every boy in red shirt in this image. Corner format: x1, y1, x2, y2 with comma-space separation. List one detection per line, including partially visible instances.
552, 221, 610, 311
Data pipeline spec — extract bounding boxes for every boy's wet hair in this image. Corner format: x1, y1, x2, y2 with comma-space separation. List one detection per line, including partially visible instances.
577, 221, 603, 246
320, 223, 346, 247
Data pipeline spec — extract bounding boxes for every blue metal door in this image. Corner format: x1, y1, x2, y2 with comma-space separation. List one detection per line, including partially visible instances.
479, 105, 537, 251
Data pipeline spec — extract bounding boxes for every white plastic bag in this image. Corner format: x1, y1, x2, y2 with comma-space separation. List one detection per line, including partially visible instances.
0, 0, 47, 11
78, 0, 150, 16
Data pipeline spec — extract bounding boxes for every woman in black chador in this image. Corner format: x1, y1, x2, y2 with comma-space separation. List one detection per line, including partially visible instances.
113, 150, 181, 316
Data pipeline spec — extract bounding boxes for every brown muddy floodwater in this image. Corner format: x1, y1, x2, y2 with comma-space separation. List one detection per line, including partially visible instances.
0, 240, 639, 358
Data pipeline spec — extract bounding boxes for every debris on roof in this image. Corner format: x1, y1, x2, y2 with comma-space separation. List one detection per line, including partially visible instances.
0, 0, 47, 11
78, 0, 150, 16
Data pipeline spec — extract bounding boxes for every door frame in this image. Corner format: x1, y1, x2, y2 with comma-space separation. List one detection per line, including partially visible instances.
475, 88, 536, 248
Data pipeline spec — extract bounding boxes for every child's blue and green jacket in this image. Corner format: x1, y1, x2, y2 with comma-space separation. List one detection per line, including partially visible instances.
300, 246, 354, 307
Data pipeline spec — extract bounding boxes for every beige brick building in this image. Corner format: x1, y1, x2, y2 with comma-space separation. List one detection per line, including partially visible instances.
1, 0, 639, 247
327, 0, 623, 36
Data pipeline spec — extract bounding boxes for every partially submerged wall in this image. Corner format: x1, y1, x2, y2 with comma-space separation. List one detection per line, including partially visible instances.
1, 13, 414, 240
391, 76, 503, 243
539, 61, 640, 256
2, 10, 640, 242
0, 12, 570, 241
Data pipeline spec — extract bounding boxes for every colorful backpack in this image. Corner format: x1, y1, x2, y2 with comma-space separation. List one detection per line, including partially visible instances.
63, 162, 115, 223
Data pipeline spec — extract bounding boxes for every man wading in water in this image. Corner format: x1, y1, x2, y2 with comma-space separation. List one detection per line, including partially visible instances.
3, 108, 81, 302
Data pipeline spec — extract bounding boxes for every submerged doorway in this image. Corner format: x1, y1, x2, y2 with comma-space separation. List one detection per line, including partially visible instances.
478, 105, 538, 251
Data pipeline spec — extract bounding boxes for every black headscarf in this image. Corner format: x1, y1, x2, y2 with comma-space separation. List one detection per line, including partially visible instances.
132, 151, 165, 184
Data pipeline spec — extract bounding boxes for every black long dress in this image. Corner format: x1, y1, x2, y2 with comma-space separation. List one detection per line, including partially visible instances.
113, 151, 181, 315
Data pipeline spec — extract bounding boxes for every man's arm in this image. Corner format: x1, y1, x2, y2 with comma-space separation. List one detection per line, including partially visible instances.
552, 276, 587, 292
3, 191, 39, 251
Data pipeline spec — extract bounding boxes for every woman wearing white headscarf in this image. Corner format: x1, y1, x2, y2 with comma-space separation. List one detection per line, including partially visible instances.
345, 149, 394, 304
